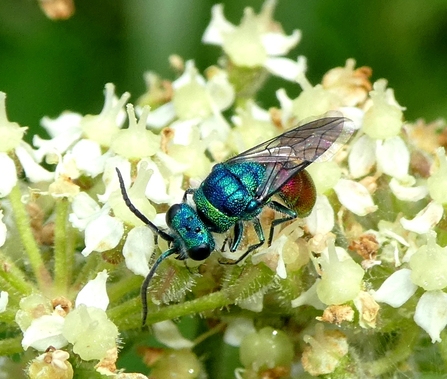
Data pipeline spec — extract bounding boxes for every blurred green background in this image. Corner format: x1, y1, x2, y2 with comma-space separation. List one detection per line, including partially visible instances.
0, 0, 446, 139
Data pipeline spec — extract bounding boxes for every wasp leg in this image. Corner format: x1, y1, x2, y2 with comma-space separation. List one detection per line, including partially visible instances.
267, 201, 297, 246
183, 188, 195, 202
220, 218, 265, 265
230, 221, 244, 252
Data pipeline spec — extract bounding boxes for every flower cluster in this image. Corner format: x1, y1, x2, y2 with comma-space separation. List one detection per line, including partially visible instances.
0, 1, 446, 378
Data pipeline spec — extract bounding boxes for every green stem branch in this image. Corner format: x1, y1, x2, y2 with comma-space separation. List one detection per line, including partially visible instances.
54, 198, 69, 293
8, 185, 51, 289
0, 336, 23, 356
0, 251, 34, 296
363, 323, 420, 376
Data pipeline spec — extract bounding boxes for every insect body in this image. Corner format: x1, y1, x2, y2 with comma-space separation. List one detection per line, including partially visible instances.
116, 114, 354, 326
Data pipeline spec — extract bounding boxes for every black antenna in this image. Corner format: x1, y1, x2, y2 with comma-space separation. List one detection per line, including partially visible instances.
115, 168, 177, 327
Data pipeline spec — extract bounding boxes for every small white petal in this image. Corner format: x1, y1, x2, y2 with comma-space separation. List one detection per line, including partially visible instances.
152, 320, 194, 349
261, 30, 301, 56
0, 291, 8, 312
75, 270, 109, 310
223, 318, 256, 347
276, 88, 294, 126
145, 102, 176, 130
305, 195, 334, 235
81, 214, 124, 256
22, 314, 68, 351
373, 268, 417, 307
172, 60, 206, 89
33, 113, 82, 161
376, 137, 410, 179
206, 72, 235, 111
291, 279, 325, 310
348, 134, 376, 178
40, 112, 82, 138
414, 290, 447, 343
237, 291, 264, 313
0, 153, 17, 197
334, 179, 378, 216
264, 56, 306, 81
71, 139, 106, 177
97, 155, 130, 203
389, 176, 428, 202
0, 211, 6, 247
15, 144, 54, 183
400, 201, 444, 234
122, 226, 154, 277
69, 193, 101, 231
202, 4, 235, 45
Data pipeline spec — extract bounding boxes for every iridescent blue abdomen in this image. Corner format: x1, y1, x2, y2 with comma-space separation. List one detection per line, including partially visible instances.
193, 162, 266, 233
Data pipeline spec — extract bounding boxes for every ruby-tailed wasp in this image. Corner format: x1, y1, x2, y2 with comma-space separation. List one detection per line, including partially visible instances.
116, 112, 354, 326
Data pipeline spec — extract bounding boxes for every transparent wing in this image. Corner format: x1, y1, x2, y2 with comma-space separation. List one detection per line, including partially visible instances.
226, 114, 355, 202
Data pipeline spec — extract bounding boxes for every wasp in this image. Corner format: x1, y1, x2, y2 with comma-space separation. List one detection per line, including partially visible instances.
116, 113, 354, 326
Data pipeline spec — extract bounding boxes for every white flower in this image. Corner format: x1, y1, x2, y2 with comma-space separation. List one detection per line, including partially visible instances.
334, 179, 377, 216
202, 1, 303, 81
291, 280, 325, 310
81, 213, 124, 257
224, 318, 256, 347
0, 291, 8, 312
400, 201, 444, 234
69, 192, 102, 231
373, 268, 417, 307
22, 314, 68, 351
389, 176, 428, 202
21, 271, 113, 354
348, 134, 376, 178
305, 195, 335, 235
75, 270, 110, 310
111, 104, 161, 160
15, 143, 54, 183
33, 111, 83, 162
362, 79, 404, 140
414, 291, 447, 343
376, 136, 409, 180
0, 153, 17, 197
316, 242, 365, 305
80, 83, 129, 147
152, 320, 194, 349
122, 226, 154, 277
70, 139, 109, 178
0, 92, 27, 153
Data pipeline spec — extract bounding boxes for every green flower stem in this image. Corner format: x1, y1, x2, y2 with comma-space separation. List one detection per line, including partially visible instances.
8, 185, 51, 289
71, 253, 111, 292
438, 329, 447, 370
107, 296, 141, 329
363, 323, 420, 376
107, 274, 142, 304
109, 264, 274, 330
0, 309, 17, 323
54, 198, 69, 294
0, 336, 23, 356
0, 251, 34, 296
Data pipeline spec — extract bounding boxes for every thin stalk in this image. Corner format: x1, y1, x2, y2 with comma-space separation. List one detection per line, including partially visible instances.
108, 263, 275, 330
107, 274, 142, 304
363, 323, 420, 376
0, 336, 23, 356
0, 250, 34, 295
8, 185, 51, 289
53, 198, 69, 293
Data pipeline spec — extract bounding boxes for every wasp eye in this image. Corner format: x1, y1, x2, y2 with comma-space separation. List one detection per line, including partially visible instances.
189, 243, 211, 261
166, 204, 182, 227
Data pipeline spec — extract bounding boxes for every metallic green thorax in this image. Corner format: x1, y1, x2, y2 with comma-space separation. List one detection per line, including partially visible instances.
193, 162, 266, 233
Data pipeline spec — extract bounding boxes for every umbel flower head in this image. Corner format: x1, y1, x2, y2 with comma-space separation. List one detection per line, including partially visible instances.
0, 1, 446, 378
